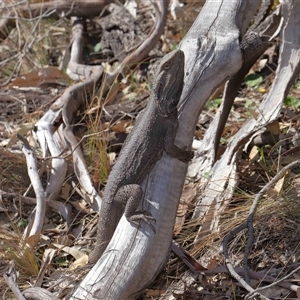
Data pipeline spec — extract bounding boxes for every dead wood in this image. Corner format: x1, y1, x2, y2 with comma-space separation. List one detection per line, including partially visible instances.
115, 1, 169, 71
17, 135, 45, 242
188, 0, 300, 246
4, 261, 26, 300
186, 0, 300, 297
22, 287, 60, 300
171, 241, 300, 298
103, 0, 170, 89
190, 4, 283, 242
33, 17, 103, 210
223, 159, 300, 298
0, 0, 112, 40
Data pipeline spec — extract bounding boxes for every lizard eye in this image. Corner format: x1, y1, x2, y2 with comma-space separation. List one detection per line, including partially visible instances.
163, 63, 170, 70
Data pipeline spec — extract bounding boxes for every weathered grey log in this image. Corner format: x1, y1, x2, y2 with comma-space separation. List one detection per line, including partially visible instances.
71, 1, 260, 299
192, 0, 300, 245
189, 3, 282, 243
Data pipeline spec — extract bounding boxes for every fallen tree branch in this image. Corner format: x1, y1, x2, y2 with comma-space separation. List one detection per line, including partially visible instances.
22, 288, 59, 300
245, 265, 300, 299
17, 134, 45, 241
32, 18, 103, 210
223, 158, 300, 297
189, 2, 282, 214
190, 0, 300, 248
105, 0, 170, 89
3, 261, 26, 300
172, 241, 300, 296
115, 0, 169, 70
209, 266, 300, 296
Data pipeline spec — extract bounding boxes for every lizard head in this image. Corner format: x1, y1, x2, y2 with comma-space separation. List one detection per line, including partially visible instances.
153, 49, 185, 117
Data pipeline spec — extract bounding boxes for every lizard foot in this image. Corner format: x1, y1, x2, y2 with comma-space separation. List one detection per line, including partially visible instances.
179, 145, 194, 162
128, 212, 156, 234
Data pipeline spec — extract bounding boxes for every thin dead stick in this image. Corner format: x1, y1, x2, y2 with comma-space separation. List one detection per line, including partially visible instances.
107, 0, 170, 84
172, 241, 300, 294
204, 266, 300, 293
22, 287, 60, 300
245, 265, 300, 299
3, 261, 26, 300
41, 130, 107, 161
118, 0, 169, 67
223, 159, 300, 297
17, 134, 46, 240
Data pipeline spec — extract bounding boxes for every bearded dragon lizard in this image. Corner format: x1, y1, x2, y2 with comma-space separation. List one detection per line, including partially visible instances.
89, 49, 193, 264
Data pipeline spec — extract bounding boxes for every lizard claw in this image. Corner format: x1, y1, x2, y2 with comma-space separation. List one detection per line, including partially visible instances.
179, 146, 194, 162
128, 212, 156, 234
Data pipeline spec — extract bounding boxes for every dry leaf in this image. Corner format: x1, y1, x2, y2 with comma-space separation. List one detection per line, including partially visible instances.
69, 254, 89, 270
206, 256, 217, 270
249, 146, 260, 162
62, 246, 86, 260
8, 66, 69, 88
42, 247, 57, 264
267, 120, 280, 136
111, 120, 132, 133
174, 183, 197, 235
55, 235, 73, 247
61, 183, 71, 200
25, 234, 41, 248
6, 124, 34, 148
268, 171, 287, 197
70, 198, 91, 213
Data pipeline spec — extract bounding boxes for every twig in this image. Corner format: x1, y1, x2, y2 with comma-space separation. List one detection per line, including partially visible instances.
204, 265, 300, 293
245, 265, 300, 299
17, 134, 46, 241
3, 261, 26, 300
172, 241, 300, 295
107, 0, 170, 83
223, 222, 257, 296
223, 159, 300, 298
22, 287, 60, 300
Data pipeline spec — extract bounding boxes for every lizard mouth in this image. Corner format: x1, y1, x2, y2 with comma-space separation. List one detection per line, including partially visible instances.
155, 50, 185, 117
157, 66, 184, 116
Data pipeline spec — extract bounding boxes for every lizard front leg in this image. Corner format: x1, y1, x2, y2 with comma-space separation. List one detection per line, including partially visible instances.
164, 124, 194, 163
115, 184, 156, 232
89, 185, 155, 264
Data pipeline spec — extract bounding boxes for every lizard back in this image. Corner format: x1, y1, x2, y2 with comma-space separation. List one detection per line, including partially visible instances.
89, 50, 186, 263
104, 49, 185, 201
